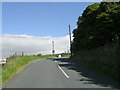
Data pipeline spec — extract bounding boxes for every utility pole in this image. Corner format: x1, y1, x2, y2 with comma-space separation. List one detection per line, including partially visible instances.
52, 41, 55, 55
14, 52, 17, 56
22, 52, 24, 56
69, 25, 72, 56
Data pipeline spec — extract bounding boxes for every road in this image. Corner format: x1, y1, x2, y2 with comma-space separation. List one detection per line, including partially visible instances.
3, 58, 120, 88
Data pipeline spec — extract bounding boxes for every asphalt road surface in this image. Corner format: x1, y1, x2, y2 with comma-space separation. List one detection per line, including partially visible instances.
3, 58, 120, 88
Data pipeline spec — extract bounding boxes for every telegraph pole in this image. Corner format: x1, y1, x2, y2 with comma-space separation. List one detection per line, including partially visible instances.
69, 25, 72, 56
22, 52, 24, 56
52, 41, 55, 55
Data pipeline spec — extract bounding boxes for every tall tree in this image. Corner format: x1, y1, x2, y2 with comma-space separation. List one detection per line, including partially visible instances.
72, 2, 120, 54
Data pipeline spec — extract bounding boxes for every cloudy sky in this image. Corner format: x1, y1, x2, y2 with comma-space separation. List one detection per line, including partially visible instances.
1, 2, 98, 58
1, 34, 71, 58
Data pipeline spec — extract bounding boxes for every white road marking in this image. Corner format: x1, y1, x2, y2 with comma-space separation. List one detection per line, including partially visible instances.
55, 61, 57, 62
58, 65, 69, 78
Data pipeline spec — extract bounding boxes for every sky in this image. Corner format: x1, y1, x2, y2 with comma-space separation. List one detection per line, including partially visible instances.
2, 2, 95, 37
1, 2, 100, 58
2, 0, 102, 2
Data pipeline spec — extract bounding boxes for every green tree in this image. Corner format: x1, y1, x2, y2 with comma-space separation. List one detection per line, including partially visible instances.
72, 2, 120, 54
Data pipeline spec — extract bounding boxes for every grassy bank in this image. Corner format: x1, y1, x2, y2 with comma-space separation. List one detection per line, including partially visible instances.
1, 55, 54, 85
71, 44, 119, 83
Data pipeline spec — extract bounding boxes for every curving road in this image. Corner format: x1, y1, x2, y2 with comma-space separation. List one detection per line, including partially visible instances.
3, 58, 120, 89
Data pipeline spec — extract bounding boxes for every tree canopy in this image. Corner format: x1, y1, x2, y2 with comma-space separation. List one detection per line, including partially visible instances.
72, 2, 120, 54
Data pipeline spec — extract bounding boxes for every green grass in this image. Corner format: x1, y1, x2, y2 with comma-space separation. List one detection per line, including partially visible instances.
1, 55, 54, 86
0, 67, 2, 88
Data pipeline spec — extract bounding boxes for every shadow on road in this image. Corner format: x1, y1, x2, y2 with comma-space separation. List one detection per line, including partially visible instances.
54, 58, 120, 89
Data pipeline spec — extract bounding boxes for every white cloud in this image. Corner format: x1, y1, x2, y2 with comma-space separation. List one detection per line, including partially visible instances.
0, 34, 73, 58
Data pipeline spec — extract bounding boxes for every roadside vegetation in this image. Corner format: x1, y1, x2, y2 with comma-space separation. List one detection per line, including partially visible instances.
71, 2, 120, 82
0, 52, 70, 86
1, 55, 54, 85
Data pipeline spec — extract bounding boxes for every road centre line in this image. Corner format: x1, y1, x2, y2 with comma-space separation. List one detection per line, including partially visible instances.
58, 65, 69, 78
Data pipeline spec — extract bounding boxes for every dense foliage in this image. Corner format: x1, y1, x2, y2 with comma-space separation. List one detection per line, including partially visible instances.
71, 2, 120, 82
72, 2, 120, 54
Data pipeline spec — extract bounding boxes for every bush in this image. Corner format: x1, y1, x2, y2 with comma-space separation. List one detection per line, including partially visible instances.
72, 44, 119, 82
